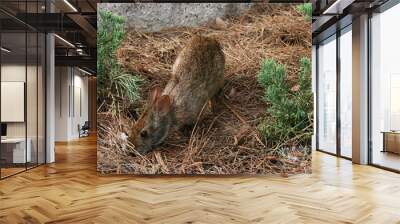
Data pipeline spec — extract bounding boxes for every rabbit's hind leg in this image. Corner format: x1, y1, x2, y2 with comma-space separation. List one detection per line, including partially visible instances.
209, 88, 224, 113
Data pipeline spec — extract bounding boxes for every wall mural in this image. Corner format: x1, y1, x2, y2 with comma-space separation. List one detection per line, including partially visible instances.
97, 3, 312, 175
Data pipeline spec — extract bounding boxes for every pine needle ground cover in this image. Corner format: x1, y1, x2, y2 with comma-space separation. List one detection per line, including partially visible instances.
97, 4, 312, 175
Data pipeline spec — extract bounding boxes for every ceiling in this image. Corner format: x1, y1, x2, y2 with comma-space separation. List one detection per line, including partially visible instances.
312, 0, 390, 43
1, 32, 45, 64
0, 0, 98, 74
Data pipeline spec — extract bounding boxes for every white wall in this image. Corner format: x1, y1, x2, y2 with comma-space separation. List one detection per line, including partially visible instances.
1, 65, 37, 138
55, 66, 70, 141
71, 73, 89, 138
1, 63, 46, 164
1, 65, 26, 142
55, 67, 89, 141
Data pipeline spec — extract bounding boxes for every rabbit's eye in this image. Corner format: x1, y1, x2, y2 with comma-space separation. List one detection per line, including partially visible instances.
140, 130, 148, 138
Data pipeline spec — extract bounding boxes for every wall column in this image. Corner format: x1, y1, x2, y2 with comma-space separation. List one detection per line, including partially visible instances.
352, 14, 369, 164
45, 0, 55, 163
46, 33, 55, 163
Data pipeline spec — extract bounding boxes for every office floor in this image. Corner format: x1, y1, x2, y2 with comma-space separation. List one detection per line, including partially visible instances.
0, 167, 25, 177
372, 150, 400, 171
0, 135, 399, 223
1, 163, 45, 179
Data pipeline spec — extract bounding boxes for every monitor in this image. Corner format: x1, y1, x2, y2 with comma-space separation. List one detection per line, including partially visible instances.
1, 123, 7, 137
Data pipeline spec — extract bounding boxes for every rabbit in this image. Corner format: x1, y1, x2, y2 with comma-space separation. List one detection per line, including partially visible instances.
128, 35, 225, 153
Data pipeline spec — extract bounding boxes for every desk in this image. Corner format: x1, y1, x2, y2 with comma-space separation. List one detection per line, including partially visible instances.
382, 131, 400, 154
1, 138, 31, 163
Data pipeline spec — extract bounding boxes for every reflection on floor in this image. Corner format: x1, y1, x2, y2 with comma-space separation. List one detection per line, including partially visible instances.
373, 150, 400, 171
0, 163, 42, 178
0, 167, 25, 178
0, 135, 400, 223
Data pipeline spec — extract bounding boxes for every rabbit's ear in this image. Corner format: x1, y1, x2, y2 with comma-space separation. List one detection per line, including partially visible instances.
150, 87, 162, 104
155, 95, 171, 116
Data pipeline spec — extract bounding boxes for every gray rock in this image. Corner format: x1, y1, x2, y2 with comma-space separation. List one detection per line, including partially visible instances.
98, 3, 252, 32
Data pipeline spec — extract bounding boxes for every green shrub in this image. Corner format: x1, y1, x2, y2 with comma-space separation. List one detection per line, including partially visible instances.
296, 3, 312, 21
97, 10, 142, 114
257, 58, 313, 147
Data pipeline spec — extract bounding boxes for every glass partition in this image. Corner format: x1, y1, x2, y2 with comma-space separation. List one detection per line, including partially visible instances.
370, 4, 400, 171
0, 2, 46, 179
339, 26, 352, 158
317, 35, 337, 154
38, 32, 46, 165
1, 31, 28, 177
27, 31, 38, 169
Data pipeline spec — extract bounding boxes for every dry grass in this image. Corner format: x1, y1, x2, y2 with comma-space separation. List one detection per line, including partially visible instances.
97, 4, 312, 175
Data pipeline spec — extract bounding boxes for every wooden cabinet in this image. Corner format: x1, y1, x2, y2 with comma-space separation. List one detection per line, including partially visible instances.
382, 132, 400, 154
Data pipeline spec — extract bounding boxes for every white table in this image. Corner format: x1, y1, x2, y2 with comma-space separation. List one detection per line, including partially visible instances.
1, 138, 31, 163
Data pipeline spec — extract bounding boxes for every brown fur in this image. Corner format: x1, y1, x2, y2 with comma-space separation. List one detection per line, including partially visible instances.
129, 36, 225, 153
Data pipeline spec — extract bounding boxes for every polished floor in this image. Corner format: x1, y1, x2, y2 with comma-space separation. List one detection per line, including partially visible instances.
372, 150, 400, 171
1, 167, 25, 178
1, 163, 44, 178
0, 136, 400, 223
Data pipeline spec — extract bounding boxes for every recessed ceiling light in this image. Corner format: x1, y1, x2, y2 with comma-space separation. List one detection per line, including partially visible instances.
63, 0, 78, 12
78, 68, 92, 76
323, 0, 355, 15
54, 34, 75, 48
1, 47, 11, 53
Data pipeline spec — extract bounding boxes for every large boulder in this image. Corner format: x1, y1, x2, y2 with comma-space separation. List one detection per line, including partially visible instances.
98, 3, 252, 32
